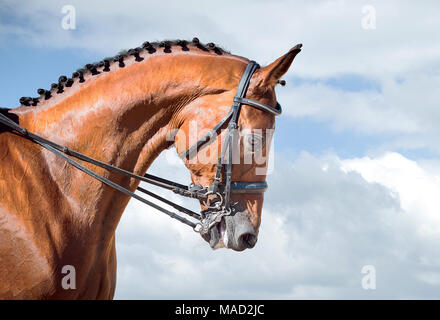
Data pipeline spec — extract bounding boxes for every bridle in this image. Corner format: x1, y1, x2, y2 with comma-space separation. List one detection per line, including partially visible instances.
0, 60, 281, 238
178, 61, 281, 239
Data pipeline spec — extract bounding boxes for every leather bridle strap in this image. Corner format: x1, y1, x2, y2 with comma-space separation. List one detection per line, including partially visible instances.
230, 181, 268, 193
178, 108, 234, 160
234, 97, 282, 116
35, 139, 200, 228
221, 62, 259, 210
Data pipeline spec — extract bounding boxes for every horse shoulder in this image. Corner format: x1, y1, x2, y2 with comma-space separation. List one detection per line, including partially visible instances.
0, 205, 55, 299
0, 134, 56, 299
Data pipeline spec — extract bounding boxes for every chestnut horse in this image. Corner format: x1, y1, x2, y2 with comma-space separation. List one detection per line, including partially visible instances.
0, 39, 301, 299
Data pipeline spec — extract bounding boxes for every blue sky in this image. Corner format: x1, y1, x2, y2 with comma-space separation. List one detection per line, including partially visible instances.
1, 0, 440, 299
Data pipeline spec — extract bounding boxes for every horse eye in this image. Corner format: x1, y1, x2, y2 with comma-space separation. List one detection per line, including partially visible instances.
244, 134, 263, 153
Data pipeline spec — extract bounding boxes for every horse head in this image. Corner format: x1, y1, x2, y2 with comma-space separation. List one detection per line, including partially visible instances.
174, 45, 302, 251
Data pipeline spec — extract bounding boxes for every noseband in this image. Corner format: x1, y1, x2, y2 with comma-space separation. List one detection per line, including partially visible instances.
0, 61, 281, 236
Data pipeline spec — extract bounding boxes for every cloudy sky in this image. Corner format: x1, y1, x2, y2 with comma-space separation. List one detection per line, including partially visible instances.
1, 0, 440, 299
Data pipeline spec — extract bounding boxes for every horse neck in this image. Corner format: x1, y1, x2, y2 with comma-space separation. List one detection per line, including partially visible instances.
11, 53, 224, 237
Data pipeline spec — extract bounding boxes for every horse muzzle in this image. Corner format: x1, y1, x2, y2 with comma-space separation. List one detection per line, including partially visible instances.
200, 208, 258, 251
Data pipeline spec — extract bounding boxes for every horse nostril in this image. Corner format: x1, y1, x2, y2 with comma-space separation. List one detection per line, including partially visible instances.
239, 232, 257, 249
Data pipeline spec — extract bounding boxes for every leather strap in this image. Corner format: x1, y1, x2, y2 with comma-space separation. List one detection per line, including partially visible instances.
179, 108, 234, 159
230, 181, 268, 193
233, 97, 282, 116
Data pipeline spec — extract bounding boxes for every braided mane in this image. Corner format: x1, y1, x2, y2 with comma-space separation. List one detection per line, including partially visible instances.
18, 38, 230, 107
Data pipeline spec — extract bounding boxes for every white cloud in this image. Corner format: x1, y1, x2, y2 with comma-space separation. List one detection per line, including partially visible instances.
286, 73, 440, 134
278, 70, 440, 152
114, 150, 440, 299
342, 152, 440, 232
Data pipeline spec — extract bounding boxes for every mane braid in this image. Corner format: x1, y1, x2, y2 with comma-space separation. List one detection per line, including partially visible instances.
19, 38, 230, 107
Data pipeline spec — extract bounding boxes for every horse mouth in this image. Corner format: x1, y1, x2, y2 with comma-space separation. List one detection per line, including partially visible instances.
209, 218, 228, 250
218, 218, 228, 248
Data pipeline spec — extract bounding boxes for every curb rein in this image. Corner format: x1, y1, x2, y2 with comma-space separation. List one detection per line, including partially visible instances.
0, 61, 281, 237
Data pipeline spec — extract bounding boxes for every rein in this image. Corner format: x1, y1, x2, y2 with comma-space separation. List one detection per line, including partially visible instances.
0, 60, 281, 235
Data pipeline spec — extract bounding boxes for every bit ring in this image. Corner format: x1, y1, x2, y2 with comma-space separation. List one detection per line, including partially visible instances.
202, 191, 224, 209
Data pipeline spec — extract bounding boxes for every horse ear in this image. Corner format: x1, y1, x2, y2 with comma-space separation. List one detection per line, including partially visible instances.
257, 44, 302, 87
